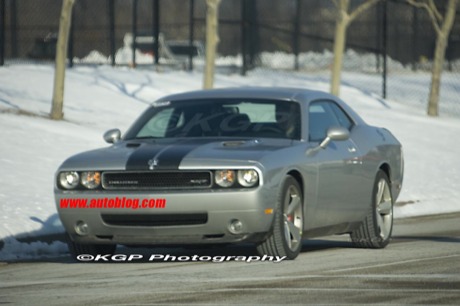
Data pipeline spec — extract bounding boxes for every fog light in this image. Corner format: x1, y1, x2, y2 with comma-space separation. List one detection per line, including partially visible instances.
75, 221, 89, 236
228, 219, 244, 234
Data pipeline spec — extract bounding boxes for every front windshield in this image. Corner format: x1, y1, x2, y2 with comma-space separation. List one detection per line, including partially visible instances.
126, 99, 301, 140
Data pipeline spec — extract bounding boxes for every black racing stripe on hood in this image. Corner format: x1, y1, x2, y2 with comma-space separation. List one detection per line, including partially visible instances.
125, 139, 217, 171
155, 139, 217, 170
125, 144, 164, 171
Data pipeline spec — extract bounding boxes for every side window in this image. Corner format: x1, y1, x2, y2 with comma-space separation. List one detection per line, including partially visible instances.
308, 102, 340, 142
329, 102, 353, 130
308, 100, 354, 142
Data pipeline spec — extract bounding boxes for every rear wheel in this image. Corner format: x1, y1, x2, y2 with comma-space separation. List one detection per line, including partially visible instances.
350, 170, 393, 248
257, 176, 303, 259
66, 234, 117, 261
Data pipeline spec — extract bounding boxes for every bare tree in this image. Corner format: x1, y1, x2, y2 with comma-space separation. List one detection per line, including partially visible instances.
203, 0, 221, 89
408, 0, 458, 116
50, 0, 75, 120
330, 0, 380, 96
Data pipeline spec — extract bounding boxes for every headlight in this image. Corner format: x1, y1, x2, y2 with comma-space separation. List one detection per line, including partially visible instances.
59, 171, 80, 189
214, 170, 236, 187
237, 169, 259, 187
81, 171, 101, 189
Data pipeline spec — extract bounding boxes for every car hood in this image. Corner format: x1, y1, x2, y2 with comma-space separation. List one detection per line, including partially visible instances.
58, 138, 294, 171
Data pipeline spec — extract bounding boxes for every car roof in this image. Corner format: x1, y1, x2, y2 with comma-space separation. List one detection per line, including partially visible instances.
154, 87, 334, 104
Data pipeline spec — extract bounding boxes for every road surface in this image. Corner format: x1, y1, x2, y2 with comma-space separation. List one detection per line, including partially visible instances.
1, 213, 459, 305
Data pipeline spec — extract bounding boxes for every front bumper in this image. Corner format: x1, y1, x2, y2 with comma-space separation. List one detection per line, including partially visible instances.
55, 186, 276, 245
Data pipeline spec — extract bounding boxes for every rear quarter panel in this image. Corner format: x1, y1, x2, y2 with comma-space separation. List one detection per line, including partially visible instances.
351, 124, 404, 201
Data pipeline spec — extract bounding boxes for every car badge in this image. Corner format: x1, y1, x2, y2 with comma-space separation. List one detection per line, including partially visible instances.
148, 158, 159, 170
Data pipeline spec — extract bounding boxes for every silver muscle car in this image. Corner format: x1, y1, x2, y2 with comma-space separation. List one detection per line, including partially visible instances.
54, 87, 403, 260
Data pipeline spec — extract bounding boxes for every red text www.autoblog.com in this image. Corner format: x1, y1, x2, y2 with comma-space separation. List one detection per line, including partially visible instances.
59, 197, 166, 210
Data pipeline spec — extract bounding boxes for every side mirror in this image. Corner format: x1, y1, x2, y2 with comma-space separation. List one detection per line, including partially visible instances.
103, 129, 121, 144
319, 126, 349, 149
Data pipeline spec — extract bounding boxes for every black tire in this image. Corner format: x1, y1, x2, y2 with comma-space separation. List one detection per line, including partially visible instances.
350, 170, 393, 248
257, 175, 303, 259
66, 234, 117, 261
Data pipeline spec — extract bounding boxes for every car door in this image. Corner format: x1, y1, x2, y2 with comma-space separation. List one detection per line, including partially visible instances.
306, 100, 365, 229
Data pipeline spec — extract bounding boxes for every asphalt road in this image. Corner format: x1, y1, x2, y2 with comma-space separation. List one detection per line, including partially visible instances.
1, 213, 459, 305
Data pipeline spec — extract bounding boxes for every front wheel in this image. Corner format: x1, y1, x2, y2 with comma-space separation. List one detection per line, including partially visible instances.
350, 170, 393, 248
257, 176, 303, 259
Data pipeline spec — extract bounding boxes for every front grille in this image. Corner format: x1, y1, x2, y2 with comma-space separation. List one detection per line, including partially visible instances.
101, 213, 208, 226
102, 171, 212, 190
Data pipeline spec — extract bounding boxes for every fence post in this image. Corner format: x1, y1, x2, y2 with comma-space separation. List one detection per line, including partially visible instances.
382, 0, 388, 99
376, 1, 381, 72
188, 0, 195, 71
241, 0, 247, 76
108, 0, 115, 66
293, 0, 301, 71
68, 9, 75, 68
10, 0, 17, 57
132, 0, 138, 67
0, 0, 5, 66
411, 5, 418, 71
153, 0, 159, 65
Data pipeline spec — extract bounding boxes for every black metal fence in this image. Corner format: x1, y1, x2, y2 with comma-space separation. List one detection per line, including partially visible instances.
0, 0, 459, 113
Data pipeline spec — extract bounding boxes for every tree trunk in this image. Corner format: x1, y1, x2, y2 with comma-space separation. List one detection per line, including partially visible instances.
427, 0, 457, 117
428, 33, 447, 116
50, 0, 75, 120
203, 0, 221, 89
330, 9, 349, 96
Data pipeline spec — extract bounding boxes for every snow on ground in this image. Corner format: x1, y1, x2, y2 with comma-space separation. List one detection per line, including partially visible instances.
0, 61, 459, 260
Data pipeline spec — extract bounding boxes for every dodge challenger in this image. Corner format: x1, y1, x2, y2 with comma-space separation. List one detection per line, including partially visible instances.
54, 87, 404, 260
